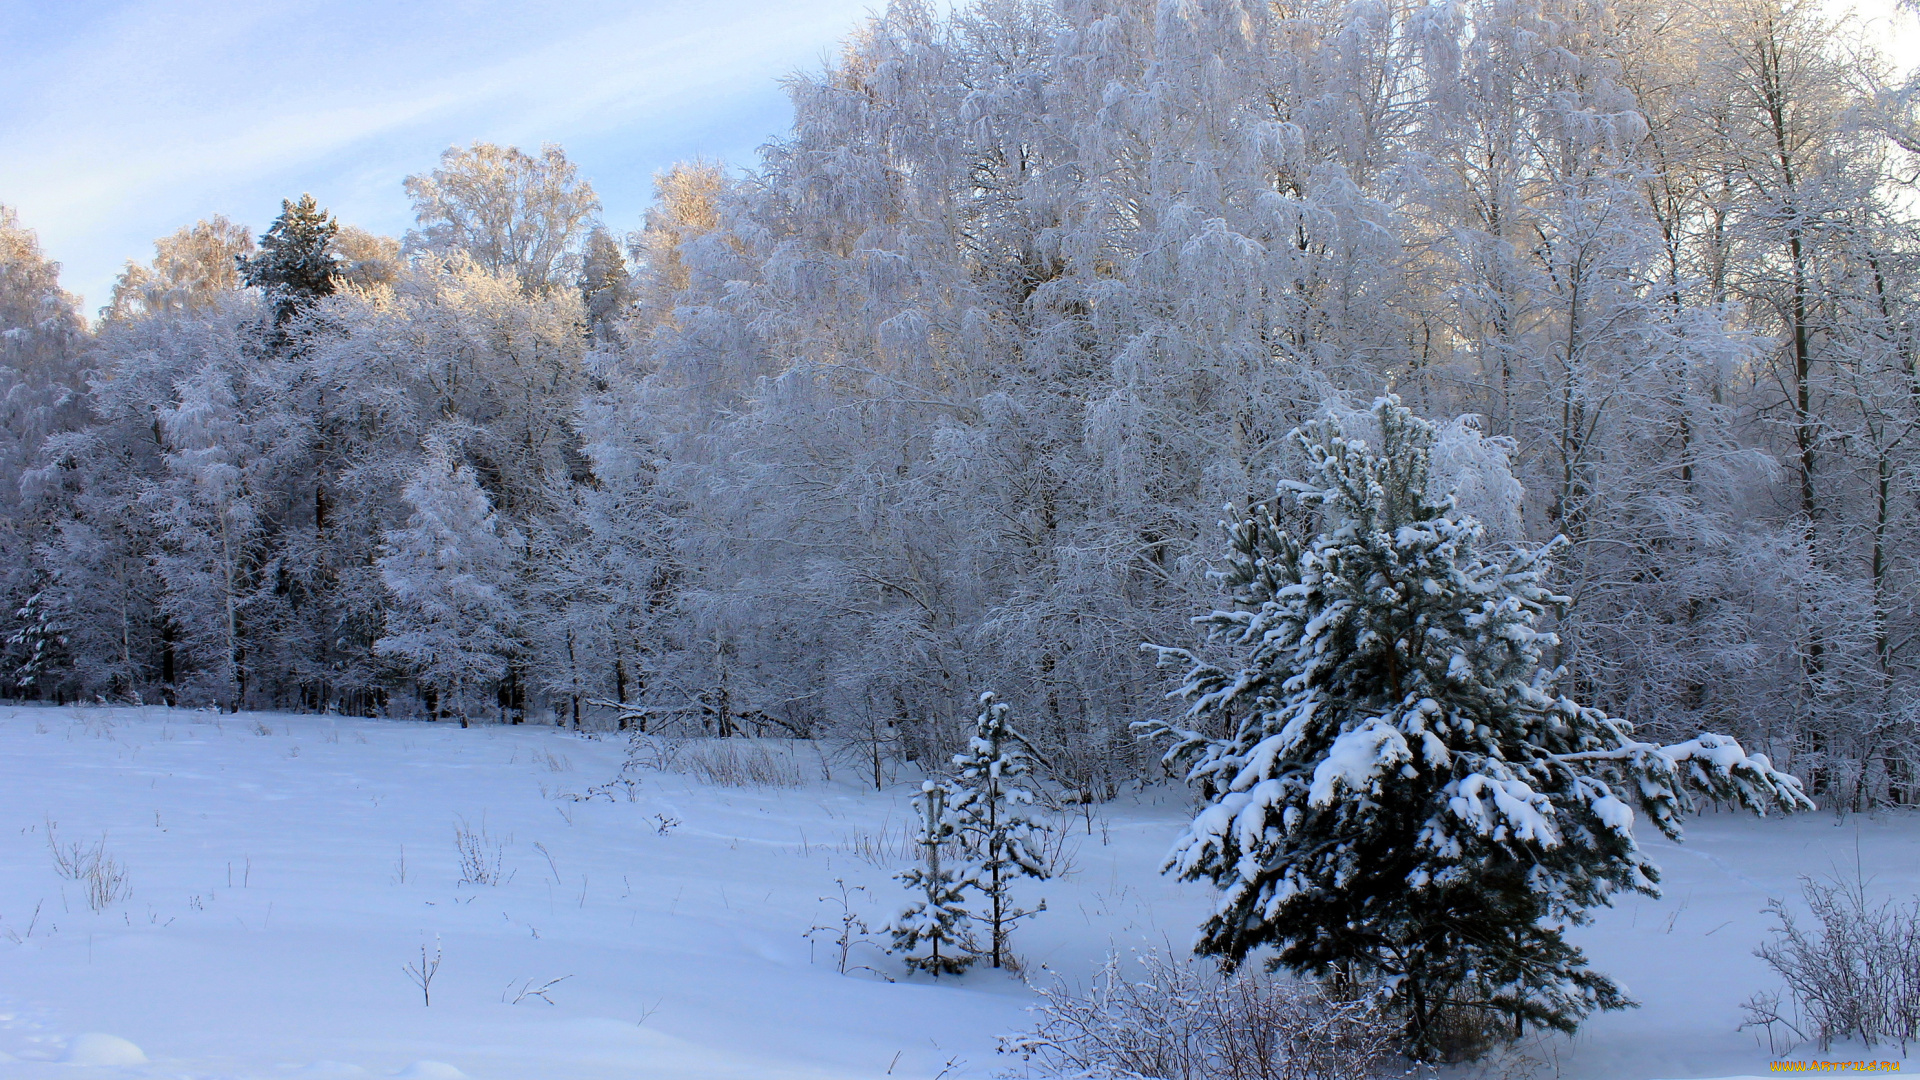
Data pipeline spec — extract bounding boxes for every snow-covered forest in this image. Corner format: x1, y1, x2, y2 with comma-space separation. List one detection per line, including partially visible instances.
2, 0, 1918, 802
5, 0, 1920, 1072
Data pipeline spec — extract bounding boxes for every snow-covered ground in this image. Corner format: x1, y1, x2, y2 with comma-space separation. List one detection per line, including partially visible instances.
0, 704, 1909, 1079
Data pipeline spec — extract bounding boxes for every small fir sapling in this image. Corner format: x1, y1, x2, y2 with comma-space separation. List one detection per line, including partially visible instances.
947, 692, 1050, 969
1143, 396, 1814, 1058
889, 780, 979, 976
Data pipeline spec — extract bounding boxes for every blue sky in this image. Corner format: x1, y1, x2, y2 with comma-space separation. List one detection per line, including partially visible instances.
0, 0, 881, 314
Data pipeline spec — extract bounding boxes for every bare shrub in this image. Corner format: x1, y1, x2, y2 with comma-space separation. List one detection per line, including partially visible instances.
1005, 949, 1409, 1080
1746, 875, 1920, 1050
838, 817, 918, 867
804, 879, 893, 980
1413, 1006, 1507, 1066
1038, 810, 1083, 879
454, 817, 509, 886
84, 853, 129, 912
675, 739, 805, 788
46, 822, 128, 912
47, 819, 92, 880
629, 734, 809, 788
627, 734, 685, 773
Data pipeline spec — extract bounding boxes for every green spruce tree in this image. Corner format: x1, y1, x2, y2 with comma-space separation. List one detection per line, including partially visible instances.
6, 587, 70, 698
239, 193, 339, 333
1146, 396, 1812, 1059
889, 780, 979, 976
947, 692, 1050, 969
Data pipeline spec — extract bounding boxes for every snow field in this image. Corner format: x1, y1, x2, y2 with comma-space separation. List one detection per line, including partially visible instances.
0, 703, 1912, 1079
1562, 814, 1920, 1080
0, 705, 1208, 1079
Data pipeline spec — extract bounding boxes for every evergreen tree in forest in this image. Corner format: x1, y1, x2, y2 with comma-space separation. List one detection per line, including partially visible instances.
577, 226, 631, 344
6, 588, 70, 697
239, 194, 338, 330
1146, 396, 1813, 1058
889, 780, 979, 976
947, 692, 1050, 969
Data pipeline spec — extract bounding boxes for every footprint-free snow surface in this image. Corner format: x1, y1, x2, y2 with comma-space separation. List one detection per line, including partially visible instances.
0, 704, 1909, 1079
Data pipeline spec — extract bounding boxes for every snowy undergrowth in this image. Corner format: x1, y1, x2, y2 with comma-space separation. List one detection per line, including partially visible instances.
0, 703, 1910, 1079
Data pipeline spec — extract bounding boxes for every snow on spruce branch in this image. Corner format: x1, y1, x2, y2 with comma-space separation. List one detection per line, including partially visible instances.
1136, 395, 1812, 1055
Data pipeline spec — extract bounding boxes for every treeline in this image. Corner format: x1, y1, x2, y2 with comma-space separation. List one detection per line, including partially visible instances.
0, 0, 1915, 803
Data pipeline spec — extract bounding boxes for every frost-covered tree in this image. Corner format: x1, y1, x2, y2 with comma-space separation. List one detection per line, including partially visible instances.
531, 387, 682, 729
143, 360, 265, 709
375, 441, 524, 726
0, 206, 89, 697
947, 691, 1050, 968
6, 589, 70, 697
103, 215, 254, 322
331, 226, 402, 293
1147, 396, 1813, 1057
404, 142, 601, 295
0, 207, 86, 366
577, 227, 631, 345
624, 159, 725, 335
29, 293, 263, 706
890, 780, 979, 976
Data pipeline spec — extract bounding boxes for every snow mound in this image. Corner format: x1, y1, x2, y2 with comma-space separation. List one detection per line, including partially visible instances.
392, 1062, 468, 1079
61, 1032, 148, 1065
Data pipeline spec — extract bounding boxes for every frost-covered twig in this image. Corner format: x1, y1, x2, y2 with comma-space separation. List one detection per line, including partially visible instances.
504, 974, 573, 1005
403, 937, 442, 1006
804, 879, 893, 980
2, 900, 43, 944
